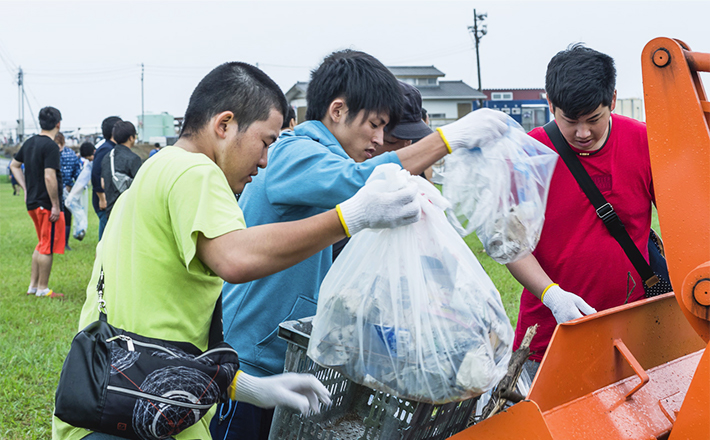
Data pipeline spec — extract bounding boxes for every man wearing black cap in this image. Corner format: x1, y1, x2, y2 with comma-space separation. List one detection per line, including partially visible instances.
378, 81, 433, 154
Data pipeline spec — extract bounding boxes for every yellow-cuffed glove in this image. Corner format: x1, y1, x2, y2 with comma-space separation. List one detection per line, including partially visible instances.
336, 178, 421, 237
228, 370, 332, 415
541, 284, 597, 324
436, 108, 509, 153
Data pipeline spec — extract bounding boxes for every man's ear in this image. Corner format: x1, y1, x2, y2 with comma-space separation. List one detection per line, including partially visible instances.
610, 90, 617, 112
326, 99, 347, 124
212, 111, 237, 139
546, 97, 555, 114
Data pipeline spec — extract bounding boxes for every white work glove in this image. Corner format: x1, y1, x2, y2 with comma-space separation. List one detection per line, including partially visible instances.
436, 108, 509, 153
229, 371, 332, 415
337, 179, 421, 237
541, 284, 597, 324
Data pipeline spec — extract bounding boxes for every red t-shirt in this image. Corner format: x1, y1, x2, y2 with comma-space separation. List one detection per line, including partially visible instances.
515, 114, 654, 361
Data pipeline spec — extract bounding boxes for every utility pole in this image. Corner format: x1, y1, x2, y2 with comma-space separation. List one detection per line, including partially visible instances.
468, 9, 488, 92
17, 67, 24, 142
141, 62, 145, 142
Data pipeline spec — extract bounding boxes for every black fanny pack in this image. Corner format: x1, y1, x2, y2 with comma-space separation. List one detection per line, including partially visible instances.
54, 270, 239, 440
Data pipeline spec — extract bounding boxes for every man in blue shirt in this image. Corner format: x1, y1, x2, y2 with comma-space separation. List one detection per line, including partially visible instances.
56, 132, 82, 250
216, 49, 509, 440
91, 116, 121, 239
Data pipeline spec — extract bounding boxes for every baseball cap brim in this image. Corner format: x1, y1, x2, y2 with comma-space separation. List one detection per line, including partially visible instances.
388, 120, 434, 143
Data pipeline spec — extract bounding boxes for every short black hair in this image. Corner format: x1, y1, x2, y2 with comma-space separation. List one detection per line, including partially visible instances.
101, 116, 122, 140
421, 108, 428, 121
112, 121, 137, 145
305, 50, 403, 129
39, 106, 61, 130
281, 106, 296, 129
80, 141, 95, 158
181, 62, 288, 138
546, 43, 616, 119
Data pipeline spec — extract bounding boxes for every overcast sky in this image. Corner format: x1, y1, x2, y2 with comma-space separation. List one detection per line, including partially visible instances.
0, 0, 708, 134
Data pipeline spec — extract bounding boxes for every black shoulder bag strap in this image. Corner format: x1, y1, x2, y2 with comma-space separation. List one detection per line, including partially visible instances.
543, 121, 659, 288
97, 266, 225, 346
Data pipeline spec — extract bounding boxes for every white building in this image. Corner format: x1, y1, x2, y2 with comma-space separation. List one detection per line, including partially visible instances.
284, 66, 485, 129
613, 98, 645, 122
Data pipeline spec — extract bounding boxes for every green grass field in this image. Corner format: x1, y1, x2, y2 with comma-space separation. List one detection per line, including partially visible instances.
0, 177, 524, 439
0, 179, 100, 439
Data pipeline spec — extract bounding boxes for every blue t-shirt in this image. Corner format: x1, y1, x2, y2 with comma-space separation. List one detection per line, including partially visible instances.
221, 120, 401, 376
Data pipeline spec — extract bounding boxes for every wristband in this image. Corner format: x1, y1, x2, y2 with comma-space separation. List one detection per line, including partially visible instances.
436, 127, 453, 154
540, 283, 559, 302
228, 370, 243, 401
335, 204, 351, 237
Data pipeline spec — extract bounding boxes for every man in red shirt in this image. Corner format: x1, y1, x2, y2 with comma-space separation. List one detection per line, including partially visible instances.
506, 44, 654, 378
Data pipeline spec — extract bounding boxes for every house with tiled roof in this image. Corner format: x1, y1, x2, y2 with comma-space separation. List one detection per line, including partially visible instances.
283, 66, 487, 128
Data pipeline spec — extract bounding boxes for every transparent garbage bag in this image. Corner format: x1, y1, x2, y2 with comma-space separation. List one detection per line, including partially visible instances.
442, 116, 558, 264
63, 187, 87, 236
308, 163, 514, 404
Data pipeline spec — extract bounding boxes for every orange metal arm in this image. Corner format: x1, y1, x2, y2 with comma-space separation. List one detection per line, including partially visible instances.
641, 37, 710, 342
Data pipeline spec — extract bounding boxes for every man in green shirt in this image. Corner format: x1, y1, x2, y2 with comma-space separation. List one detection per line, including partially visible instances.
53, 62, 422, 440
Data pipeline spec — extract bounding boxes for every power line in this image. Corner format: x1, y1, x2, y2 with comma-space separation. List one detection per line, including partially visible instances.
27, 72, 139, 85
24, 64, 139, 76
23, 87, 38, 131
0, 37, 17, 69
387, 43, 473, 65
25, 84, 42, 110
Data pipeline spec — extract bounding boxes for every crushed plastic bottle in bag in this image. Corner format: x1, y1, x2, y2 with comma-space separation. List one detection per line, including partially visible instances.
308, 163, 514, 404
442, 115, 558, 264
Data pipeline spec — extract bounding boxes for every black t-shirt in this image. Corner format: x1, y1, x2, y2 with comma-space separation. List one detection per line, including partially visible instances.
100, 144, 142, 217
14, 135, 62, 210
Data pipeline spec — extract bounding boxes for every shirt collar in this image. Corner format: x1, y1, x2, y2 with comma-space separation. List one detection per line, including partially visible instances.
293, 120, 340, 148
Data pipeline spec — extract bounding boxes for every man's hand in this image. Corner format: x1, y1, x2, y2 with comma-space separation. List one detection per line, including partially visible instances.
542, 284, 597, 324
437, 108, 509, 153
336, 179, 421, 237
98, 192, 107, 210
230, 371, 331, 415
49, 205, 61, 222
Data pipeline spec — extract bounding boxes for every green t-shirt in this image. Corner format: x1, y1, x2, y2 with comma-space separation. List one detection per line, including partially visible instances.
53, 146, 246, 440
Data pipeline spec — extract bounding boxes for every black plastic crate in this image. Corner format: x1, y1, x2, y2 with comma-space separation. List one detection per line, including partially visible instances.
268, 318, 478, 440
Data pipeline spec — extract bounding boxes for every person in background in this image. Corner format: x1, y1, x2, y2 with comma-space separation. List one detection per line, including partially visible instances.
377, 81, 433, 155
149, 142, 162, 157
64, 141, 96, 241
56, 132, 82, 250
8, 161, 22, 195
9, 106, 65, 299
100, 121, 142, 219
217, 49, 508, 440
280, 106, 296, 133
421, 107, 430, 126
91, 116, 122, 239
506, 44, 654, 379
53, 61, 421, 440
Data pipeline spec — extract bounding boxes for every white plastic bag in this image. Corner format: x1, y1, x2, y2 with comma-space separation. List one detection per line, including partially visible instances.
308, 164, 513, 404
64, 188, 87, 236
442, 116, 558, 264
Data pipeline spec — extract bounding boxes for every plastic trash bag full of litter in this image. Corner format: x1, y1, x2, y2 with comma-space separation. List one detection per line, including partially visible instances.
442, 115, 558, 264
308, 163, 514, 404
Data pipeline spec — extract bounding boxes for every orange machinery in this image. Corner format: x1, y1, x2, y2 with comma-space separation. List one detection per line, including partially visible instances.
449, 37, 710, 440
